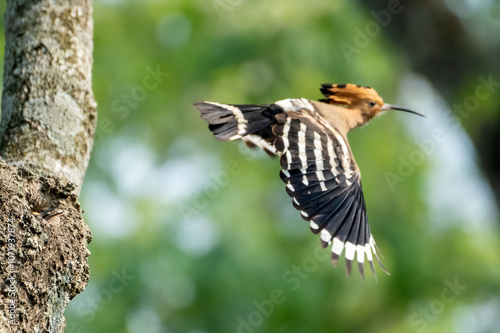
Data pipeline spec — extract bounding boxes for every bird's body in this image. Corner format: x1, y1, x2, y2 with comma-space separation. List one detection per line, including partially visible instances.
194, 83, 423, 279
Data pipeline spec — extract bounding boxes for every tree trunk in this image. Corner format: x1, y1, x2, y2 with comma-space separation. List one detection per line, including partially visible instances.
0, 0, 96, 332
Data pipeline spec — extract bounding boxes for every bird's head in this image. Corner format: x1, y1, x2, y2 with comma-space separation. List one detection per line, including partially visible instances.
319, 83, 424, 124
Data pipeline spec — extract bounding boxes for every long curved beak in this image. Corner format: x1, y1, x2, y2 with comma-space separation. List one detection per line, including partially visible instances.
382, 104, 425, 117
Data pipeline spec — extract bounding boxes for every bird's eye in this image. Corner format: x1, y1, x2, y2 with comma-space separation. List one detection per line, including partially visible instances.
369, 101, 376, 107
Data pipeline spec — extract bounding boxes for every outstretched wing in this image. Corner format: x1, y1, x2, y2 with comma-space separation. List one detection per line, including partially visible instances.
272, 109, 388, 279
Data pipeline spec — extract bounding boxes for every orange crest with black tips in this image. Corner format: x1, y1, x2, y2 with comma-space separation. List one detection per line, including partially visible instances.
319, 83, 384, 109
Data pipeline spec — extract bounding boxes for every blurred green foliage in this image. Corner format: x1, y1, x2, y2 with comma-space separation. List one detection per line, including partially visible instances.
1, 0, 500, 332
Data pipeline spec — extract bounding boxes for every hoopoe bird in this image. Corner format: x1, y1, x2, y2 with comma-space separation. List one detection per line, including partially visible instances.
194, 83, 424, 279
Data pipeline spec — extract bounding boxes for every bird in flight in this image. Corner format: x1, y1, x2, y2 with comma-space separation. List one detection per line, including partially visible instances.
194, 83, 424, 279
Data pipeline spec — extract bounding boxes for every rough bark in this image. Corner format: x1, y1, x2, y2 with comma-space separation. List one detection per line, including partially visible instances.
0, 0, 96, 332
0, 161, 91, 332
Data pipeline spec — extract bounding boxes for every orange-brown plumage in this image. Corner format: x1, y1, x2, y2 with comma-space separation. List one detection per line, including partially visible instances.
319, 83, 382, 107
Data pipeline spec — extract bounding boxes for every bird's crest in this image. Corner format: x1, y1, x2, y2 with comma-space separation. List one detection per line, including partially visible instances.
319, 83, 384, 108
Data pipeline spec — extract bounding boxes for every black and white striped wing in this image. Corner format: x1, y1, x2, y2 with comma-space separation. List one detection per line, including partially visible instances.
272, 111, 388, 278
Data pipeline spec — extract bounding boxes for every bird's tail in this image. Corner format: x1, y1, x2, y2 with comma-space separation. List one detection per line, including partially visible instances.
194, 102, 283, 155
194, 102, 281, 141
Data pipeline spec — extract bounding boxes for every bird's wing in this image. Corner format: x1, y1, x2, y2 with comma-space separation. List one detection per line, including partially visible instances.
272, 110, 388, 279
